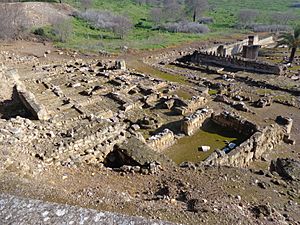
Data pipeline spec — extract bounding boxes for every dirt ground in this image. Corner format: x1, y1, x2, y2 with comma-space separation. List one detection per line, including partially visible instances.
0, 39, 299, 225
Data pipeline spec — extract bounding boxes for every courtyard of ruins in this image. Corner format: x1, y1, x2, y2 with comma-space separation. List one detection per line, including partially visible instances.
0, 34, 299, 224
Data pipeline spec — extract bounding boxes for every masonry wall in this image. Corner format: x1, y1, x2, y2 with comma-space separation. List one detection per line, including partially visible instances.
211, 112, 258, 136
205, 35, 274, 56
174, 96, 208, 115
203, 124, 285, 167
147, 129, 175, 152
187, 51, 284, 75
181, 109, 213, 136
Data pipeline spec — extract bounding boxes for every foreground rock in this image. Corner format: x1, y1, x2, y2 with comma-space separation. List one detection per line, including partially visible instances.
0, 193, 177, 225
270, 158, 300, 181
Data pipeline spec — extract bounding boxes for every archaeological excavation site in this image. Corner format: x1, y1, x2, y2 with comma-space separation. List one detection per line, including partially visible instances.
0, 1, 299, 224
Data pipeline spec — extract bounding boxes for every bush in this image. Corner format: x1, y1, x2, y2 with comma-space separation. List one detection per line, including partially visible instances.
76, 10, 132, 39
238, 9, 258, 27
52, 18, 73, 42
160, 21, 209, 34
33, 27, 46, 36
249, 24, 292, 32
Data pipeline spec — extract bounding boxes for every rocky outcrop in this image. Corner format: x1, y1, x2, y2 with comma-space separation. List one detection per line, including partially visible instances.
111, 137, 171, 167
270, 158, 300, 181
15, 84, 49, 121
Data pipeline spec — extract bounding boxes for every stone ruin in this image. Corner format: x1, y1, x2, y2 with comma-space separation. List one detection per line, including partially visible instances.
0, 48, 295, 174
203, 112, 293, 168
147, 129, 175, 151
181, 108, 213, 136
177, 35, 286, 75
211, 111, 258, 136
173, 96, 208, 115
179, 51, 285, 75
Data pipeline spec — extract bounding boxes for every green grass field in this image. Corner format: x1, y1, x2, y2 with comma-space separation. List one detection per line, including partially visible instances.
48, 0, 299, 52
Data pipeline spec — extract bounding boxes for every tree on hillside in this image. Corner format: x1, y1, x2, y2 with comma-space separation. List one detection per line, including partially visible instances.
80, 0, 92, 11
238, 9, 258, 27
111, 15, 132, 39
77, 10, 133, 39
0, 4, 27, 39
270, 12, 298, 25
162, 0, 183, 22
150, 8, 164, 25
185, 0, 209, 22
276, 26, 300, 63
52, 18, 73, 42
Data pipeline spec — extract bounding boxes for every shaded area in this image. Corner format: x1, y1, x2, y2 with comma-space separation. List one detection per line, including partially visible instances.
0, 86, 34, 120
165, 119, 248, 164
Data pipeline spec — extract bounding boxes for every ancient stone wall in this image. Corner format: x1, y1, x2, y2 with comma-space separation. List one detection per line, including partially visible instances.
147, 129, 175, 151
205, 35, 274, 56
185, 51, 284, 75
203, 124, 285, 167
181, 108, 213, 136
211, 111, 258, 136
50, 122, 128, 166
174, 96, 208, 115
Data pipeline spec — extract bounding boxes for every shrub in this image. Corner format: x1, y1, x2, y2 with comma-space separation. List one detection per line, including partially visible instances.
160, 21, 209, 33
52, 18, 73, 42
76, 10, 132, 39
249, 24, 292, 32
238, 9, 258, 27
33, 27, 45, 36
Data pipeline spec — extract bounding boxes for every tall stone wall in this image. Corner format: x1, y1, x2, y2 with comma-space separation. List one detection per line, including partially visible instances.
203, 124, 285, 168
147, 129, 175, 152
185, 51, 284, 75
181, 108, 213, 136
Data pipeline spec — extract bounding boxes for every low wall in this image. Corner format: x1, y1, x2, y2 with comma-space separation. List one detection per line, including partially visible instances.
147, 129, 175, 151
181, 108, 213, 136
174, 96, 208, 115
203, 124, 285, 167
184, 51, 284, 75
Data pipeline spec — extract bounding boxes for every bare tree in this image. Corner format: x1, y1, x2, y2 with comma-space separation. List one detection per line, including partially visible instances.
163, 0, 183, 22
111, 16, 132, 39
185, 0, 209, 22
160, 21, 209, 33
0, 3, 28, 39
77, 10, 132, 39
270, 12, 298, 25
134, 0, 146, 5
150, 8, 164, 25
80, 0, 92, 11
52, 18, 73, 42
238, 9, 258, 27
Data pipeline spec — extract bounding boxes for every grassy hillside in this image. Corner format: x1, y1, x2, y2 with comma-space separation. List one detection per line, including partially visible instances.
49, 0, 299, 52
